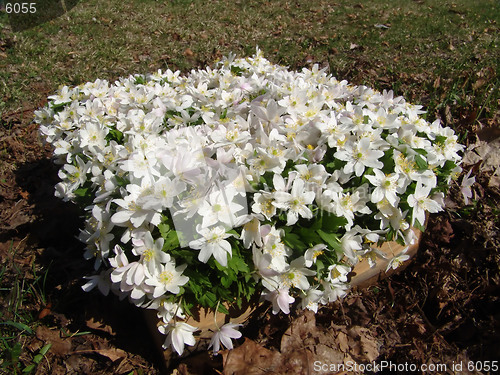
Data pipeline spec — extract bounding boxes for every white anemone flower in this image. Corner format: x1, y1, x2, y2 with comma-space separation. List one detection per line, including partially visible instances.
280, 257, 316, 290
407, 182, 443, 226
132, 232, 170, 273
209, 323, 242, 354
365, 169, 404, 207
386, 247, 411, 272
304, 244, 327, 267
159, 322, 198, 355
189, 225, 233, 266
300, 288, 323, 313
273, 178, 315, 225
460, 169, 475, 205
145, 261, 189, 297
263, 287, 295, 315
334, 137, 384, 177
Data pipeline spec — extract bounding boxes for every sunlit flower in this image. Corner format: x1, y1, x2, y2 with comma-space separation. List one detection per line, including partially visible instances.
159, 322, 198, 355
189, 225, 233, 266
263, 287, 295, 314
209, 323, 242, 354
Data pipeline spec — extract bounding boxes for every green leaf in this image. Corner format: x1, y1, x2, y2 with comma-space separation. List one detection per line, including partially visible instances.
228, 254, 250, 273
317, 229, 342, 252
435, 135, 447, 145
199, 291, 217, 308
2, 320, 33, 334
23, 364, 36, 373
282, 231, 307, 252
134, 75, 146, 85
221, 276, 233, 288
105, 127, 124, 144
414, 154, 428, 171
297, 228, 321, 246
230, 65, 245, 76
74, 186, 90, 198
320, 212, 348, 231
158, 222, 170, 238
50, 101, 71, 112
221, 107, 228, 119
39, 343, 52, 357
414, 148, 428, 156
217, 303, 229, 314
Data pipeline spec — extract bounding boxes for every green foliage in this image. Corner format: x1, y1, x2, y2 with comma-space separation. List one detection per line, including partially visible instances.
105, 127, 124, 145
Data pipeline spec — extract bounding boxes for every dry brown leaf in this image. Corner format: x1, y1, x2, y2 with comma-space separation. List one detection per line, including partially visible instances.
348, 326, 380, 363
35, 326, 72, 356
336, 331, 349, 353
280, 310, 316, 352
223, 338, 281, 375
93, 348, 127, 362
85, 317, 115, 335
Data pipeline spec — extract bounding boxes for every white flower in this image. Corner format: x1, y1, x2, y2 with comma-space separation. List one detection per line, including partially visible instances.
320, 280, 349, 303
334, 137, 384, 177
273, 178, 315, 225
263, 287, 295, 314
209, 323, 242, 354
304, 244, 327, 267
386, 247, 410, 272
326, 264, 351, 283
81, 270, 112, 296
251, 192, 276, 220
280, 257, 316, 290
252, 245, 280, 279
407, 182, 443, 226
198, 187, 245, 228
132, 232, 169, 272
365, 169, 403, 207
159, 322, 198, 355
300, 288, 323, 313
145, 261, 189, 297
460, 169, 475, 205
189, 225, 233, 266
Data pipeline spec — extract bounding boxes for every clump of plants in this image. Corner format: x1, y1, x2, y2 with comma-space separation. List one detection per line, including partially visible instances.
36, 50, 464, 355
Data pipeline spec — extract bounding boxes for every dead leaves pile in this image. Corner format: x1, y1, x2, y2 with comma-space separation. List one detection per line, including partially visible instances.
220, 310, 380, 375
28, 318, 159, 375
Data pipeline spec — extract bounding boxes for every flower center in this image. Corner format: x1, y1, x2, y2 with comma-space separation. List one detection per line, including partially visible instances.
159, 270, 174, 284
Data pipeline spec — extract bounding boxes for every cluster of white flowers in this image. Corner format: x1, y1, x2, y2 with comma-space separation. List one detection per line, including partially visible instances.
36, 49, 464, 356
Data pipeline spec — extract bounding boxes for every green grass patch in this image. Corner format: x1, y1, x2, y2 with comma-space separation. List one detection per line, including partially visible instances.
0, 0, 498, 130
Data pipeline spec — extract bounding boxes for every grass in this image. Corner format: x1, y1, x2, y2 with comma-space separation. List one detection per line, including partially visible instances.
0, 240, 50, 374
0, 0, 498, 129
0, 0, 498, 372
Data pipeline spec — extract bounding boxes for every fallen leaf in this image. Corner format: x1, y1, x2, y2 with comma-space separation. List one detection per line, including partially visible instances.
93, 348, 127, 362
336, 331, 349, 353
184, 48, 194, 58
472, 78, 487, 90
433, 77, 441, 89
39, 302, 52, 320
36, 326, 72, 356
223, 338, 281, 375
348, 326, 380, 362
86, 317, 115, 335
